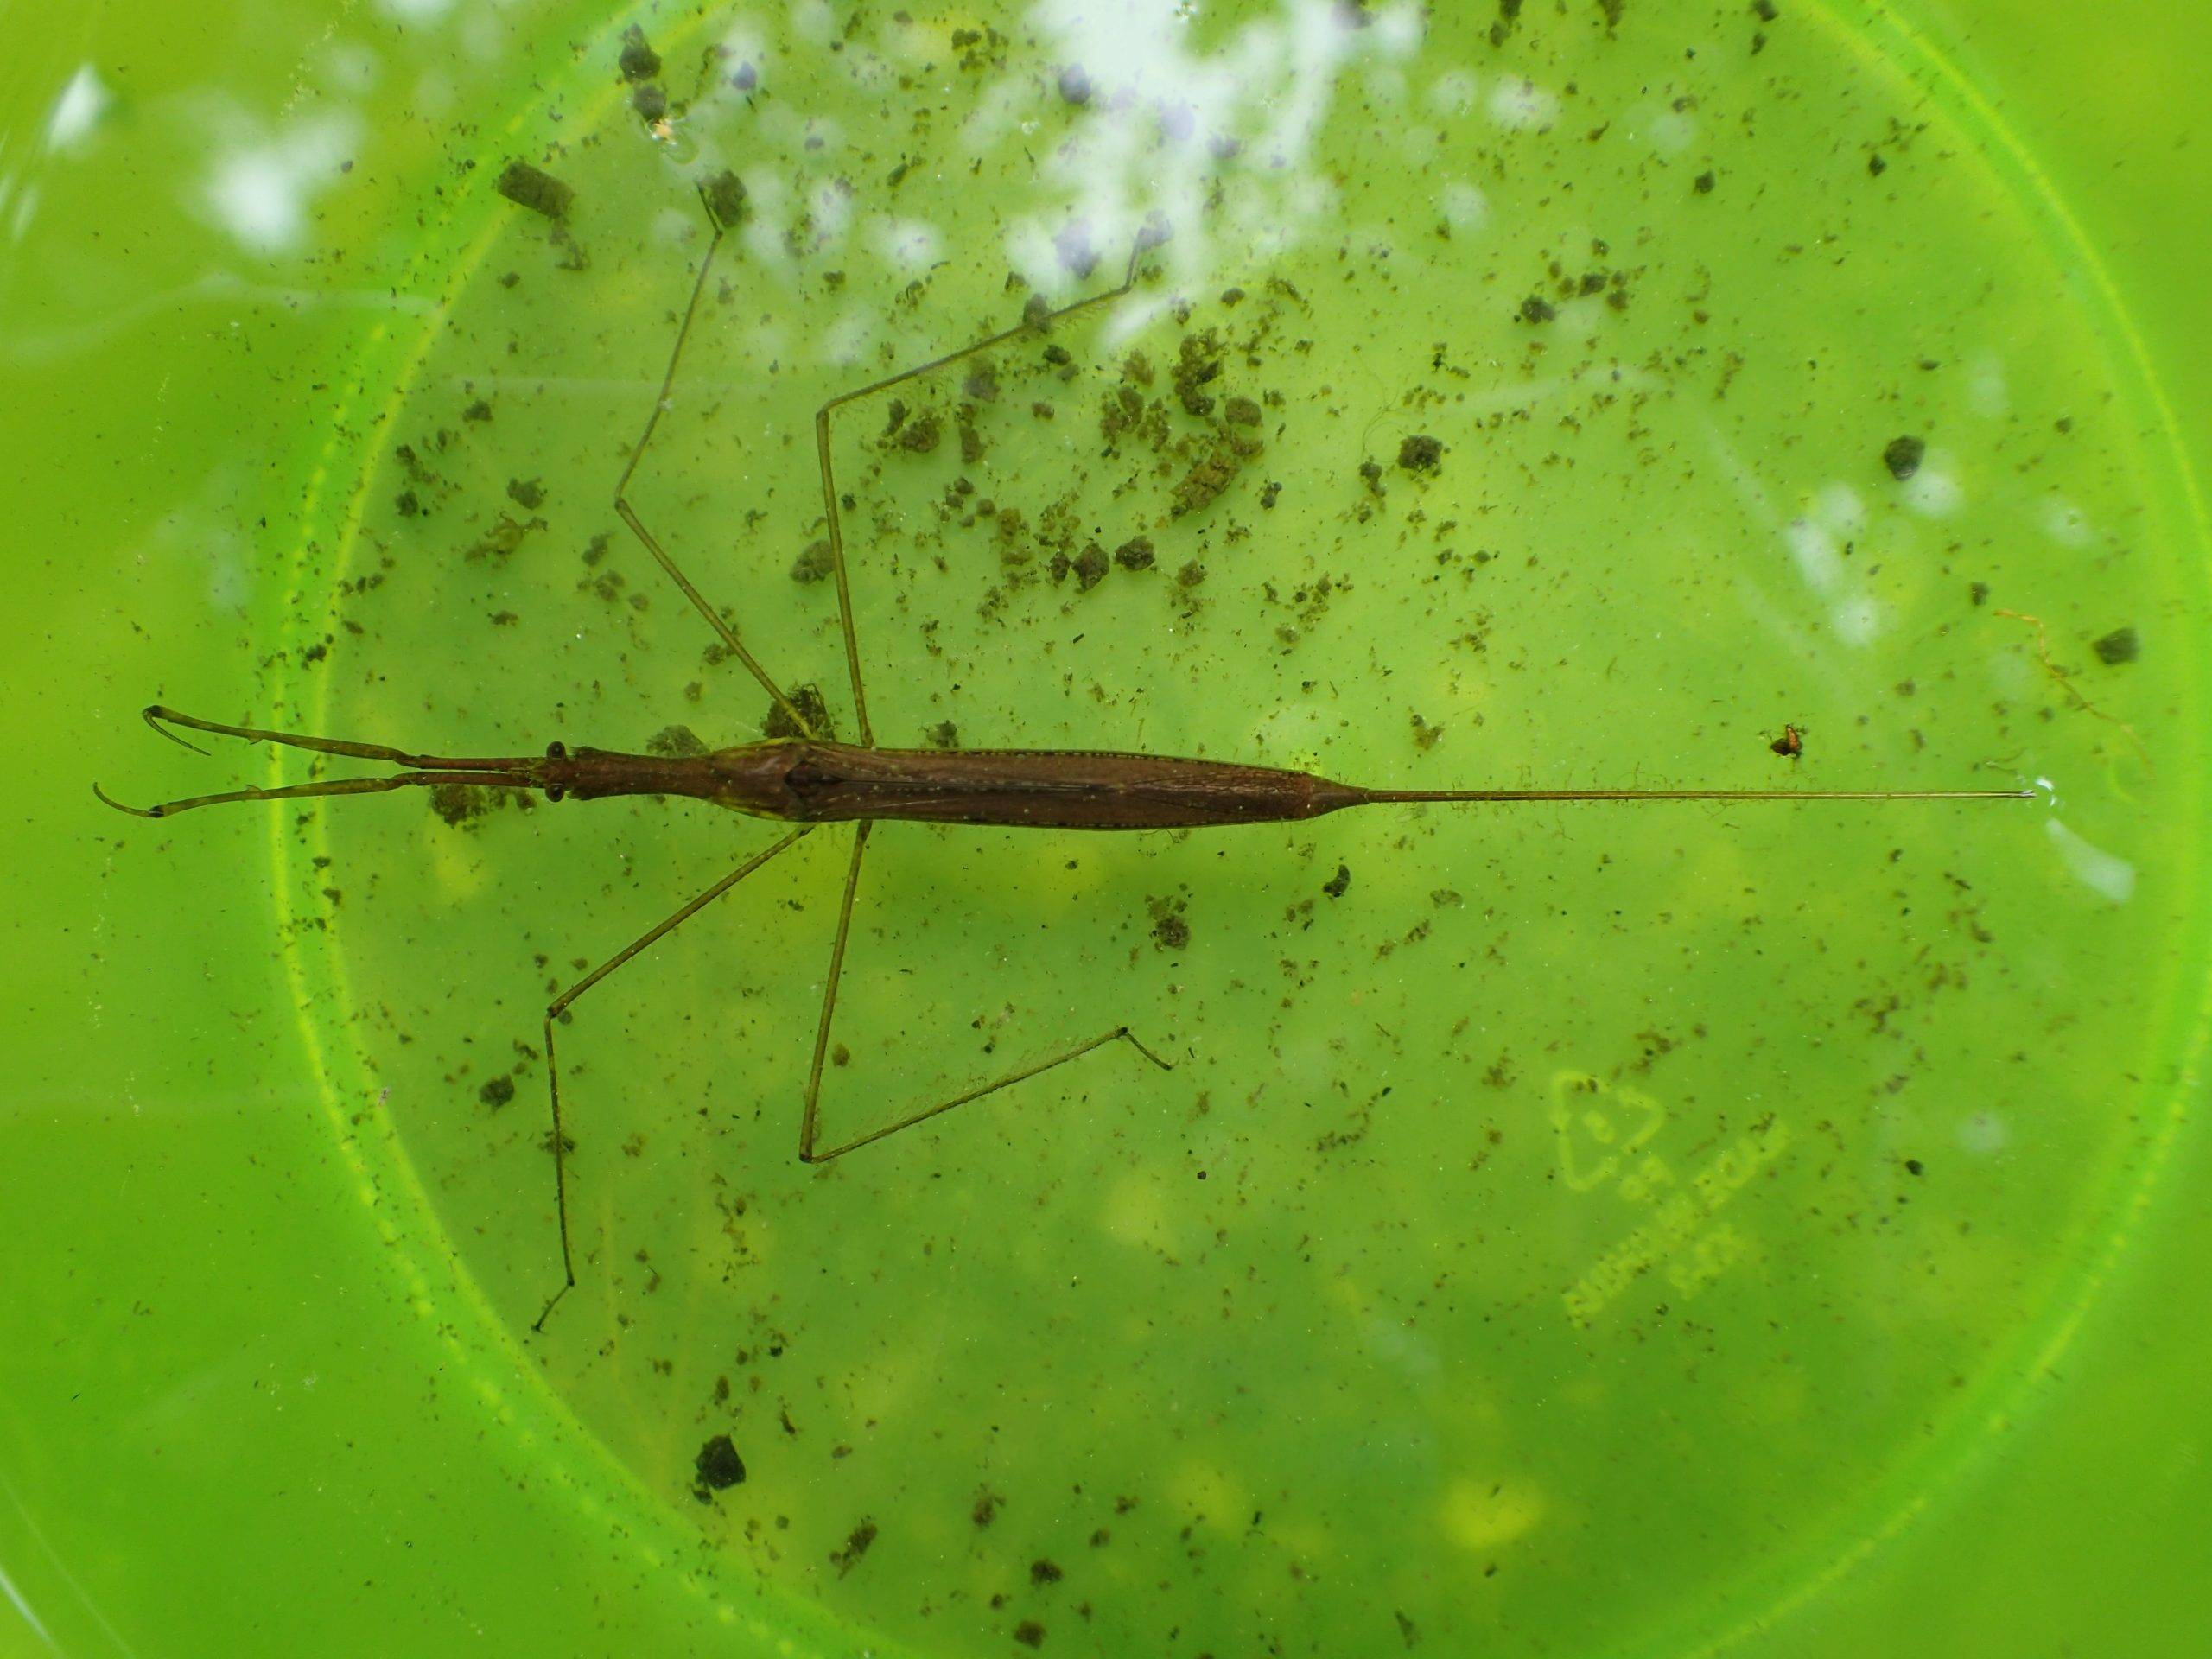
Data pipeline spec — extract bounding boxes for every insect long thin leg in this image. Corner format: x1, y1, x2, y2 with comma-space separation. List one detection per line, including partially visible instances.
531, 823, 817, 1332
801, 1026, 1173, 1165
795, 821, 871, 1160
792, 820, 1172, 1165
811, 219, 1171, 747
611, 173, 817, 738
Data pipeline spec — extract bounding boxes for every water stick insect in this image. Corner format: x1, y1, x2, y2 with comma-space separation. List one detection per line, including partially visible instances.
97, 175, 2034, 1328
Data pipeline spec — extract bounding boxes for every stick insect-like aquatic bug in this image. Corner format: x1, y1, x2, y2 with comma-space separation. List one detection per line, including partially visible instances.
97, 173, 2035, 1328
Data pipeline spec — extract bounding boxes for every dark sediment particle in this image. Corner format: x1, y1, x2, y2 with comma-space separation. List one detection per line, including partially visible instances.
495, 161, 574, 222
429, 782, 489, 826
831, 1520, 878, 1576
1112, 537, 1155, 571
1172, 442, 1240, 516
694, 1434, 746, 1490
1882, 435, 1926, 480
703, 168, 748, 230
791, 539, 835, 584
1518, 295, 1555, 323
632, 82, 669, 124
1397, 434, 1445, 472
1147, 894, 1191, 951
1172, 330, 1224, 416
619, 25, 662, 84
764, 684, 832, 741
2092, 626, 2139, 665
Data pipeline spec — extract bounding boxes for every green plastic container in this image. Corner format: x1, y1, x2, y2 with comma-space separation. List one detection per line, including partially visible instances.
10, 2, 2208, 1654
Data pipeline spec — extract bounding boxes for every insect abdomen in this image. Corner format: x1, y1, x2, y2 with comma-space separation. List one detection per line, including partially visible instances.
778, 741, 1369, 830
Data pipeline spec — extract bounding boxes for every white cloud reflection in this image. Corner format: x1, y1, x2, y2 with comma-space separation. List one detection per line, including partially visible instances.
46, 65, 111, 153
200, 111, 360, 254
1012, 0, 1421, 283
2044, 818, 2136, 906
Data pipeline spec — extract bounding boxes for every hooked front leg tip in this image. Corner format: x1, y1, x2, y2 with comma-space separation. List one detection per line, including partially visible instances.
92, 782, 160, 819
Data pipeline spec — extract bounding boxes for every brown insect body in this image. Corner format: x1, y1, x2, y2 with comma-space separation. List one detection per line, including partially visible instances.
557, 735, 2025, 821
558, 737, 1370, 829
107, 709, 2021, 828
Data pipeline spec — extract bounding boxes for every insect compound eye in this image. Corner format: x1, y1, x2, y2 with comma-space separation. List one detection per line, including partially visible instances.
546, 741, 569, 758
545, 785, 567, 804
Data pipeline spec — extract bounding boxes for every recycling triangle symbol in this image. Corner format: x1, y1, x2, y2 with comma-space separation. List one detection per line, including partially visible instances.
1548, 1071, 1666, 1192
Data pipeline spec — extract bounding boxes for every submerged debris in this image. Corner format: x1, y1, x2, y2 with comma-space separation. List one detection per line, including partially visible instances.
495, 160, 574, 222
2092, 626, 2139, 666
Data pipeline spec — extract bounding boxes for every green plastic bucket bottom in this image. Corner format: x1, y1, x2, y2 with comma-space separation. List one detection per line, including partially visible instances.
9, 1, 2209, 1655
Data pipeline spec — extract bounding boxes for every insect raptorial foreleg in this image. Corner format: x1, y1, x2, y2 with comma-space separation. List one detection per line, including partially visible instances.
792, 821, 1173, 1166
532, 823, 816, 1332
